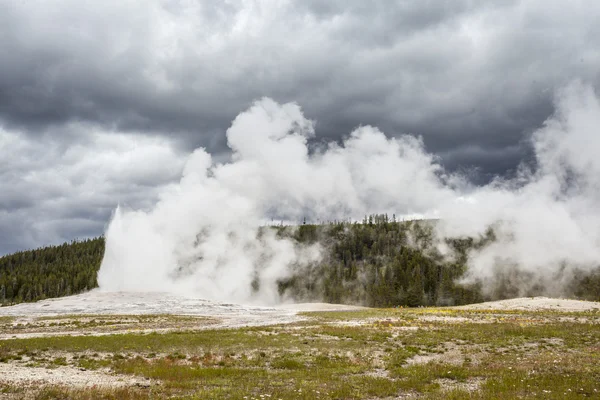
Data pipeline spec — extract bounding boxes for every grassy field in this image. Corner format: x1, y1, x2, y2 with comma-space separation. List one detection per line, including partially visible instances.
0, 307, 598, 399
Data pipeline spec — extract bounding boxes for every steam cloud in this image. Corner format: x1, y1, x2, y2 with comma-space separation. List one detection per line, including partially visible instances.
98, 82, 600, 303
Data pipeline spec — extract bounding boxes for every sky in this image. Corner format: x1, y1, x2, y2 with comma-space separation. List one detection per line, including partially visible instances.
1, 0, 600, 255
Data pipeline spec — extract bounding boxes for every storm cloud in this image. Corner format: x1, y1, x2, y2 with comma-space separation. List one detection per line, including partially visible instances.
1, 0, 599, 253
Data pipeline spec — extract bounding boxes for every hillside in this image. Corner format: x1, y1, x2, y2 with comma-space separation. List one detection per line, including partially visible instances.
0, 238, 104, 305
1, 218, 599, 306
280, 218, 600, 305
274, 218, 484, 307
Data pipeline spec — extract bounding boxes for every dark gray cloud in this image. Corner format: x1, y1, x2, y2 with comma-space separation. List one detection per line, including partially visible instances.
1, 0, 599, 253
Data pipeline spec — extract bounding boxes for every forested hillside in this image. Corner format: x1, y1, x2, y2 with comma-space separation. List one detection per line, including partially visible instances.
278, 219, 600, 305
1, 218, 599, 306
276, 217, 485, 307
0, 238, 104, 305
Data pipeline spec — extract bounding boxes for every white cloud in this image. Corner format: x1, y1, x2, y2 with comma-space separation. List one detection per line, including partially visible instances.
0, 123, 185, 253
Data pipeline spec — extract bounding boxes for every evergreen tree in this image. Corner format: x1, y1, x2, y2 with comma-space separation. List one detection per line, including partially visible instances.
0, 238, 104, 305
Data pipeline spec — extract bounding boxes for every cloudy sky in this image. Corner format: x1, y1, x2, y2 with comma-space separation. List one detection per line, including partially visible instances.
1, 0, 599, 255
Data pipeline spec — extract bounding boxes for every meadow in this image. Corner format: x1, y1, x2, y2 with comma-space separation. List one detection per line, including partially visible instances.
0, 305, 598, 399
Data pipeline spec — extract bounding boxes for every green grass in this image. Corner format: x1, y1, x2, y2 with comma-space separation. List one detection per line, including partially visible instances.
303, 307, 600, 321
0, 308, 598, 399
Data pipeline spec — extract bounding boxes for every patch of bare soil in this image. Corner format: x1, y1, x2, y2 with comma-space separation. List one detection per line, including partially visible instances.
406, 349, 464, 366
0, 291, 366, 334
454, 296, 600, 311
0, 292, 368, 339
404, 342, 485, 367
276, 302, 367, 312
0, 315, 219, 340
0, 363, 151, 389
435, 377, 485, 393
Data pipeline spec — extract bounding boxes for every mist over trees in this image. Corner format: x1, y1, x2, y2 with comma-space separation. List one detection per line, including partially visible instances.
276, 217, 485, 307
1, 217, 599, 306
278, 218, 600, 306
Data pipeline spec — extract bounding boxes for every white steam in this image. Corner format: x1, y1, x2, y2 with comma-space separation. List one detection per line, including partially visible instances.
437, 82, 600, 294
98, 82, 600, 302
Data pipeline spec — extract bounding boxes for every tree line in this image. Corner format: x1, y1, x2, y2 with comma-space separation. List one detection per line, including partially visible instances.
274, 218, 484, 307
275, 218, 600, 306
1, 217, 599, 306
0, 238, 104, 305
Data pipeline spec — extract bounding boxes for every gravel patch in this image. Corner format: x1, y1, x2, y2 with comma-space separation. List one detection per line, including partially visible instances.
454, 297, 600, 311
0, 363, 151, 388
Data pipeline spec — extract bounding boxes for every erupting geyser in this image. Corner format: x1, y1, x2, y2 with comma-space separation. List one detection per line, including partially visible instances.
98, 82, 600, 304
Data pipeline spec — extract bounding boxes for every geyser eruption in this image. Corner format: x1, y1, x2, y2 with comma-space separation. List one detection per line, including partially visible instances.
99, 82, 600, 303
98, 99, 449, 303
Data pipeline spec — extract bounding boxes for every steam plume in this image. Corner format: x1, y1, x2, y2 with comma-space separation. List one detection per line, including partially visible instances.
98, 82, 600, 303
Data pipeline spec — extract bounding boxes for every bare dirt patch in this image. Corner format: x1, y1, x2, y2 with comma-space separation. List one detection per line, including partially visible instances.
276, 302, 367, 312
0, 363, 151, 388
0, 291, 365, 338
454, 296, 600, 312
0, 314, 219, 340
435, 377, 485, 392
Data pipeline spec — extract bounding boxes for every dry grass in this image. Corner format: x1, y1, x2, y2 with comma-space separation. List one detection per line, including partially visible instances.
0, 308, 598, 399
